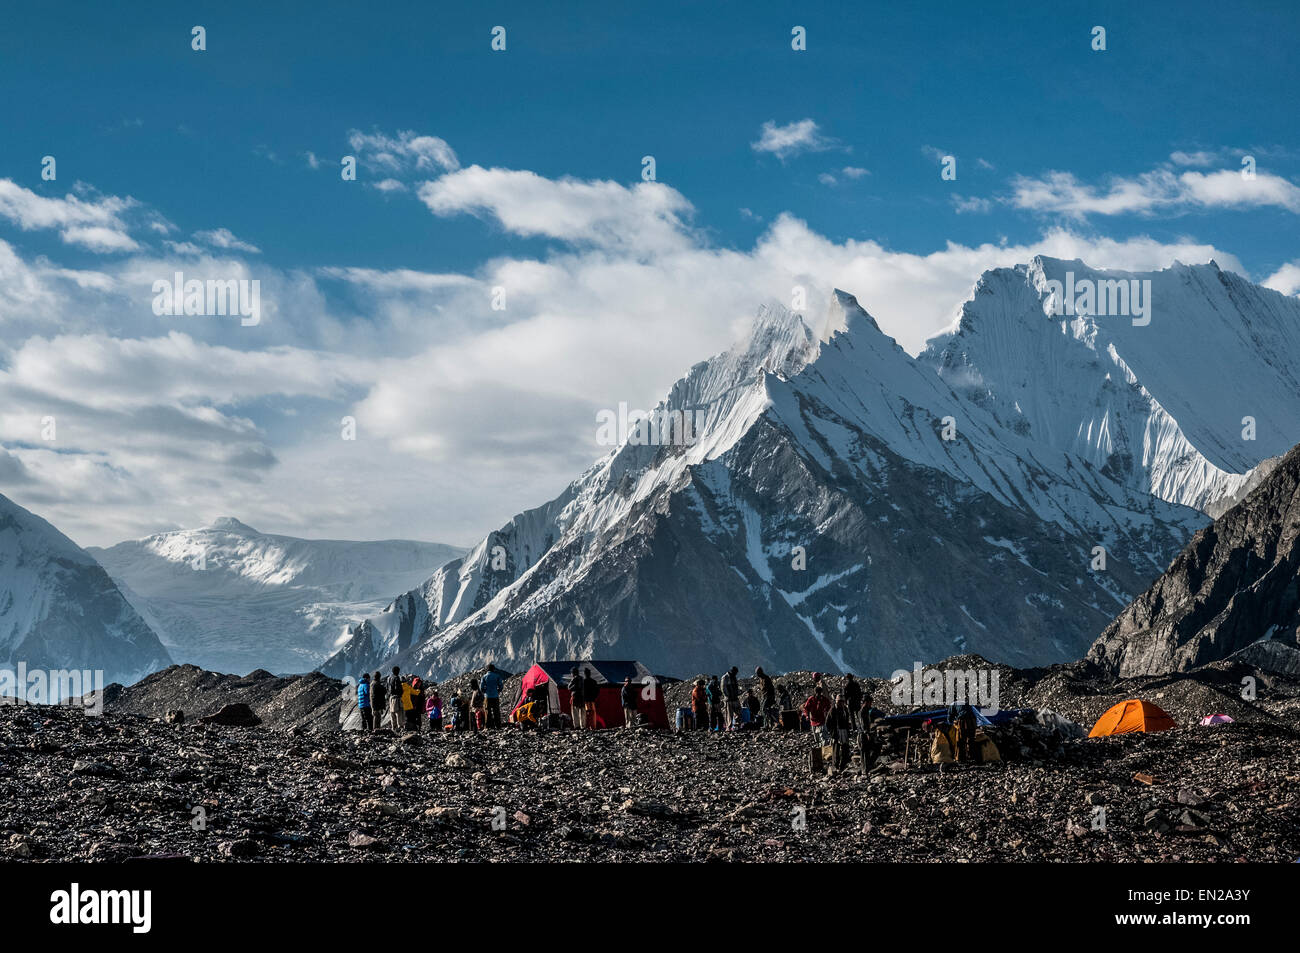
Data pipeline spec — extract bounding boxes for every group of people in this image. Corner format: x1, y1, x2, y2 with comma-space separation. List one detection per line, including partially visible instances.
688, 666, 778, 731
514, 665, 643, 731
684, 668, 877, 769
686, 669, 868, 732
354, 663, 507, 734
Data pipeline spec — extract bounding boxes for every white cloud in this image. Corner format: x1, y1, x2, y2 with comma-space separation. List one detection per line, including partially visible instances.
751, 119, 834, 160
347, 129, 460, 175
841, 166, 870, 179
1263, 261, 1300, 296
194, 227, 261, 254
0, 158, 1258, 548
418, 165, 695, 253
1170, 150, 1218, 167
0, 179, 139, 253
953, 195, 993, 214
1010, 165, 1300, 218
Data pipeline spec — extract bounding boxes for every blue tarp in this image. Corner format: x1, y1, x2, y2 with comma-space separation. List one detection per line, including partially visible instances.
880, 707, 1035, 728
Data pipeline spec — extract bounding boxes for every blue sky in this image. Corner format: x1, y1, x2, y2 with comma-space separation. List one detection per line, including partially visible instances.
1, 0, 1298, 546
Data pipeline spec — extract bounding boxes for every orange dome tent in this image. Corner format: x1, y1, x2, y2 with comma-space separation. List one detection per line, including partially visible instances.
1088, 699, 1176, 737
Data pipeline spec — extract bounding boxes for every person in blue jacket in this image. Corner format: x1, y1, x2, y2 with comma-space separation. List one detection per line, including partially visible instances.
481, 663, 505, 729
356, 673, 373, 731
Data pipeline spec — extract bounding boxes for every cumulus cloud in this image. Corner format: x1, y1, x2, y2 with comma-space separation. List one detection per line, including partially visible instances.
751, 119, 835, 161
0, 153, 1262, 547
1264, 261, 1300, 296
0, 180, 139, 252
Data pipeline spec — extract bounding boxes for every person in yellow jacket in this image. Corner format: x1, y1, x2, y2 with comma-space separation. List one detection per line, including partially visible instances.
400, 676, 414, 732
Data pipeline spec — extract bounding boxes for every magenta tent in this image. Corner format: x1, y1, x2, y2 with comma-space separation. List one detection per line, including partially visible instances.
1199, 713, 1234, 726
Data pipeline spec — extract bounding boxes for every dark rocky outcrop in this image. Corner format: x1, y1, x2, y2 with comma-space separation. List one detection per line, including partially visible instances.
1089, 442, 1300, 677
83, 664, 346, 731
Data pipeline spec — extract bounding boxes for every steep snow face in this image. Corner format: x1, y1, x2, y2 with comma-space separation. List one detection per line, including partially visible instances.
920, 258, 1300, 512
90, 520, 463, 675
0, 494, 171, 687
327, 289, 1206, 680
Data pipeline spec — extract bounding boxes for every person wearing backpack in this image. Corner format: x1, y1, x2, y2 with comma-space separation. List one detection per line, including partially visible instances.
385, 667, 404, 732
567, 667, 586, 729
356, 673, 372, 731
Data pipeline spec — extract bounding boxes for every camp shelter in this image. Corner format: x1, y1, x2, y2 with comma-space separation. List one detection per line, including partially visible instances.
1088, 699, 1177, 737
511, 660, 669, 729
880, 706, 1032, 729
1199, 713, 1235, 726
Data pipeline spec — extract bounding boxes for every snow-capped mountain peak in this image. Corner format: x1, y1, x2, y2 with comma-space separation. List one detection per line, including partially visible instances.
90, 524, 464, 674
0, 493, 170, 686
921, 257, 1300, 512
325, 272, 1215, 680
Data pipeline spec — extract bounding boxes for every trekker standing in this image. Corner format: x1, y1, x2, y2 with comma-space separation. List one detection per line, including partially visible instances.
469, 679, 486, 731
385, 667, 404, 732
826, 694, 852, 770
356, 673, 373, 731
843, 674, 863, 729
621, 675, 638, 729
567, 667, 586, 729
706, 675, 723, 731
857, 699, 876, 772
400, 675, 415, 731
426, 685, 443, 732
755, 667, 777, 729
722, 666, 741, 730
691, 678, 709, 730
370, 671, 386, 732
481, 664, 504, 729
582, 667, 600, 729
409, 677, 424, 733
802, 687, 830, 743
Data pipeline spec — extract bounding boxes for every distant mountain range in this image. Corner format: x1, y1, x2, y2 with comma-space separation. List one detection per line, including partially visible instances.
8, 257, 1299, 685
1, 493, 170, 686
89, 519, 463, 674
323, 258, 1300, 680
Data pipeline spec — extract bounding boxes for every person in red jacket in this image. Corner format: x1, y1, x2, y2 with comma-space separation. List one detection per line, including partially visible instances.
690, 678, 709, 731
802, 687, 831, 743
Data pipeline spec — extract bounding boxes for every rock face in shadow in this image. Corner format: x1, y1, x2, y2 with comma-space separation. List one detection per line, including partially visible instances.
86, 664, 346, 731
1090, 442, 1300, 677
